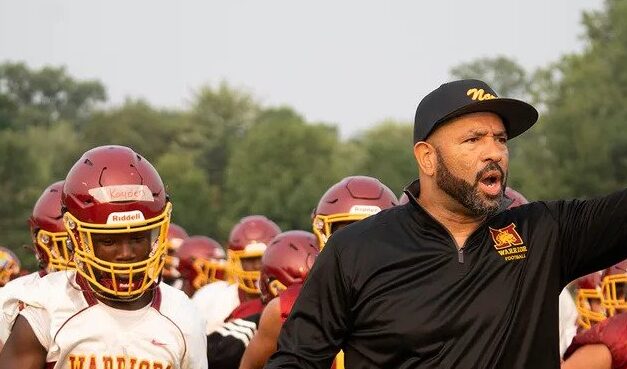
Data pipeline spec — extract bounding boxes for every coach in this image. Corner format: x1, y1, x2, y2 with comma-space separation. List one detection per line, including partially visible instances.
264, 79, 627, 369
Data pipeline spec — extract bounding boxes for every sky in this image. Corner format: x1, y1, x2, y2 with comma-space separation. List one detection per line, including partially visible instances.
0, 0, 603, 137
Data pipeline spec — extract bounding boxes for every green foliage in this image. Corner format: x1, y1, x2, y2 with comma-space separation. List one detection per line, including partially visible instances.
0, 62, 106, 130
81, 99, 181, 161
223, 107, 344, 234
1, 0, 625, 270
348, 121, 416, 195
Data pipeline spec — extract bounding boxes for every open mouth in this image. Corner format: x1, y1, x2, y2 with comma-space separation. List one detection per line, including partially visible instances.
478, 171, 502, 197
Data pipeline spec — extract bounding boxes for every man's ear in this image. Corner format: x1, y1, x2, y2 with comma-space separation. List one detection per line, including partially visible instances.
414, 141, 437, 177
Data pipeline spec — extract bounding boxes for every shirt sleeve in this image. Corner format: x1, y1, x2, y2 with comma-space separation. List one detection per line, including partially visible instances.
549, 188, 627, 284
18, 306, 52, 350
265, 235, 351, 369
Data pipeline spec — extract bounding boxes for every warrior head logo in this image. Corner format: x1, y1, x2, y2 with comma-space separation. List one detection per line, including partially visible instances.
489, 224, 524, 250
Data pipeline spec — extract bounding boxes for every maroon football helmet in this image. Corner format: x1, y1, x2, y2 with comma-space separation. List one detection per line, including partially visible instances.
177, 235, 228, 293
313, 176, 398, 247
62, 145, 171, 299
505, 187, 529, 209
162, 223, 189, 283
29, 180, 74, 273
228, 215, 281, 295
259, 230, 320, 303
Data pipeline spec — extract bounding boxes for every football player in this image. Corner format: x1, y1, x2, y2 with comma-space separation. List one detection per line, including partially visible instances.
208, 230, 318, 369
240, 176, 398, 369
0, 181, 75, 346
0, 145, 207, 369
162, 222, 189, 287
177, 235, 229, 297
312, 176, 398, 248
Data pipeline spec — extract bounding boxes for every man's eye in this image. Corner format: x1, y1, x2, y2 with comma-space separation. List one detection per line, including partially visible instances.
465, 137, 479, 143
99, 240, 114, 246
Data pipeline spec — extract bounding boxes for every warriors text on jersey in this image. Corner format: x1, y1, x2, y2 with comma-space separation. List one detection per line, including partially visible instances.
18, 270, 207, 369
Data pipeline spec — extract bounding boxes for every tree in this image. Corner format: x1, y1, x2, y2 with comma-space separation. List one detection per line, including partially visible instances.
348, 120, 416, 195
80, 99, 181, 162
450, 56, 529, 99
526, 0, 627, 198
0, 62, 106, 130
223, 107, 344, 235
156, 151, 220, 239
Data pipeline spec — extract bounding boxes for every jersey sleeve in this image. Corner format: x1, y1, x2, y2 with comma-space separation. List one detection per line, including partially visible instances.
564, 312, 627, 369
548, 189, 627, 284
265, 234, 351, 369
207, 315, 260, 369
18, 305, 52, 350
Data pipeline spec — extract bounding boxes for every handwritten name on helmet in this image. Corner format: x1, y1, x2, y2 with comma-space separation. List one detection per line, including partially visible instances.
244, 242, 267, 252
467, 88, 497, 101
349, 205, 382, 216
88, 185, 154, 204
106, 210, 146, 225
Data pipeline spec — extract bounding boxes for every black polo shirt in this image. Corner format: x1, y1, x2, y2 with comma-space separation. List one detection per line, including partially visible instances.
265, 182, 627, 369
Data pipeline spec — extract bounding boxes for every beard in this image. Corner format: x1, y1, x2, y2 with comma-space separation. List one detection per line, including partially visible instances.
435, 148, 506, 218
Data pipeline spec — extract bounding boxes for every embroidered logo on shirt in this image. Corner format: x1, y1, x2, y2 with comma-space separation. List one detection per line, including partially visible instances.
489, 223, 527, 261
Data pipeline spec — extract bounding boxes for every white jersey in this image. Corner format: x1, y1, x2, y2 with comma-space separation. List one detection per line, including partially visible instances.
558, 287, 579, 358
191, 281, 240, 334
0, 271, 43, 344
19, 270, 207, 369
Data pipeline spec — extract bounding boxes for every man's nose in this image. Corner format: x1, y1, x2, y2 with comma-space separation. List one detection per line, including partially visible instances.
481, 138, 506, 163
116, 241, 137, 262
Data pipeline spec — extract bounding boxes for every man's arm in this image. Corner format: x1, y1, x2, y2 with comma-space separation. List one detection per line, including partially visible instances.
552, 189, 627, 283
561, 344, 612, 369
0, 315, 46, 369
264, 236, 350, 369
239, 298, 282, 369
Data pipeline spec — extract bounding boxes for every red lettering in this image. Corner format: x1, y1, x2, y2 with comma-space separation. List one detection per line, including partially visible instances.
89, 356, 97, 369
103, 356, 113, 369
69, 355, 85, 369
117, 356, 126, 369
154, 363, 163, 369
128, 358, 137, 369
138, 361, 150, 369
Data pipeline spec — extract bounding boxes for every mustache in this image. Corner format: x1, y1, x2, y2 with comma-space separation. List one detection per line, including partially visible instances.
475, 162, 505, 184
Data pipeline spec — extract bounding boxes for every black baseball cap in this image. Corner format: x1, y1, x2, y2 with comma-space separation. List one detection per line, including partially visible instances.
413, 79, 539, 144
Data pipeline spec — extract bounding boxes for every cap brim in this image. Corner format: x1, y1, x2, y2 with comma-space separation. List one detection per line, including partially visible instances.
436, 98, 539, 140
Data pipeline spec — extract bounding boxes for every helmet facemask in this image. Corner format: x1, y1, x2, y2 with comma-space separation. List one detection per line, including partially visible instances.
64, 202, 171, 300
229, 247, 264, 295
34, 229, 74, 273
601, 274, 627, 317
575, 288, 605, 329
191, 257, 230, 289
313, 212, 373, 248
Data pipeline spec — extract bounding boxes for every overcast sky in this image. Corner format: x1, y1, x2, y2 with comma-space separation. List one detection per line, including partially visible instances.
0, 0, 602, 137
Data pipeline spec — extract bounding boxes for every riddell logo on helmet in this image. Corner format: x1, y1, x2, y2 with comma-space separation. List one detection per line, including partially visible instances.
349, 205, 381, 215
106, 210, 146, 225
88, 185, 154, 204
